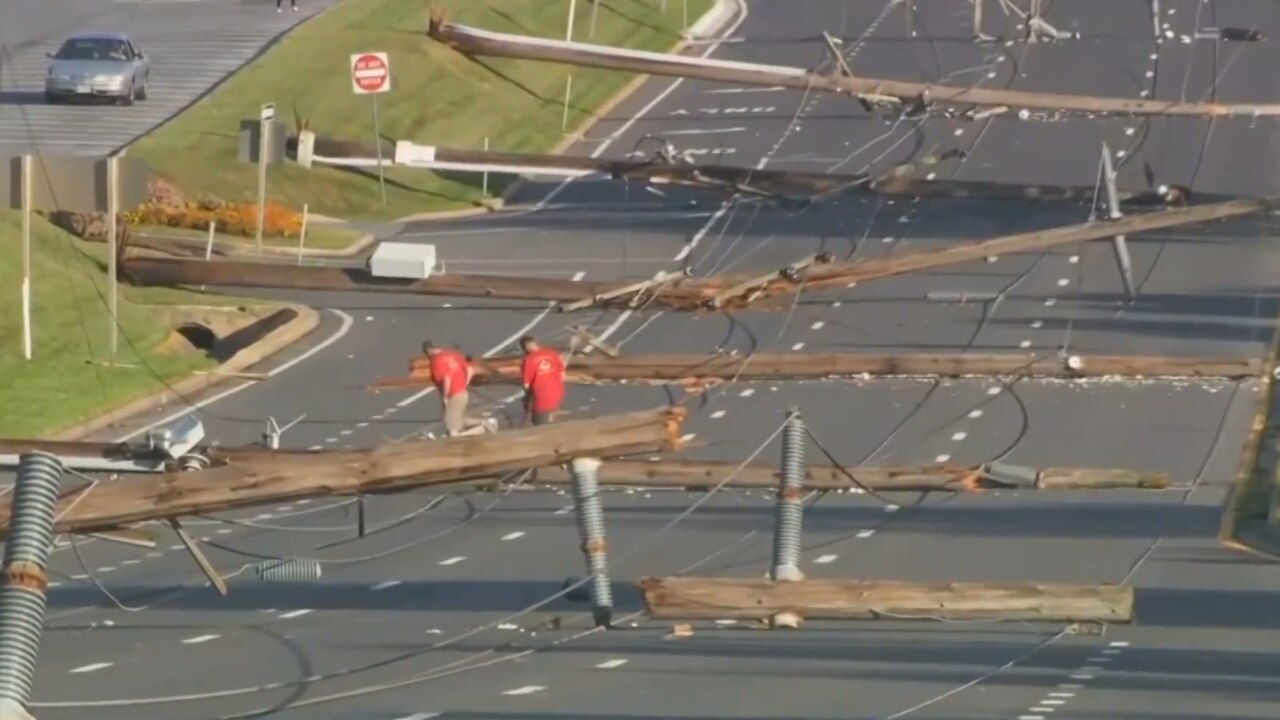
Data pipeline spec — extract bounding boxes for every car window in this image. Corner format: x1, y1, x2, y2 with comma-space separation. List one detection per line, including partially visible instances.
54, 38, 132, 61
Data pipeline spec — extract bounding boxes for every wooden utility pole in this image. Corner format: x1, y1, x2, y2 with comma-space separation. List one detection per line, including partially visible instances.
378, 352, 1262, 388
427, 14, 1280, 117
0, 406, 686, 536
640, 577, 1135, 622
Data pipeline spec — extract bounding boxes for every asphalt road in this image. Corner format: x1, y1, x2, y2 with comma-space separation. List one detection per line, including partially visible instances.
0, 0, 335, 159
15, 0, 1280, 719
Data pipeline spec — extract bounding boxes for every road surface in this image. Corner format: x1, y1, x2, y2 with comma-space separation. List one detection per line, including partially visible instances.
17, 1, 1280, 719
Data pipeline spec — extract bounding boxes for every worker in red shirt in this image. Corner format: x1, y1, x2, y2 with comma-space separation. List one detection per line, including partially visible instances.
423, 340, 489, 437
519, 335, 566, 425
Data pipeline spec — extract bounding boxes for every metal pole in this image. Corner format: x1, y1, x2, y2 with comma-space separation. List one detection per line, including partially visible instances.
106, 154, 119, 361
371, 94, 387, 205
973, 0, 984, 38
588, 0, 600, 40
569, 456, 613, 628
0, 451, 65, 719
562, 0, 578, 132
682, 0, 689, 33
770, 409, 806, 582
905, 0, 915, 36
481, 138, 490, 196
1100, 144, 1136, 302
20, 155, 32, 361
255, 112, 270, 253
1151, 0, 1161, 39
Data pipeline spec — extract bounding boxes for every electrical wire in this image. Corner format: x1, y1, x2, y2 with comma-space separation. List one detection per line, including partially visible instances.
32, 414, 792, 711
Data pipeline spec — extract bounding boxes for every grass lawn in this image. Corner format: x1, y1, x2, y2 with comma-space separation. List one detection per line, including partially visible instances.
131, 0, 714, 222
0, 212, 254, 438
133, 222, 364, 253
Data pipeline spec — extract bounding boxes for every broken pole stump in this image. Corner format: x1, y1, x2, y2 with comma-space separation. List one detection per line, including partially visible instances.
639, 577, 1135, 623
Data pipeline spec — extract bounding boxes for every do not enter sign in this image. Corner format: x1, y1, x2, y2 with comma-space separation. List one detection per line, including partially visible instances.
350, 52, 391, 95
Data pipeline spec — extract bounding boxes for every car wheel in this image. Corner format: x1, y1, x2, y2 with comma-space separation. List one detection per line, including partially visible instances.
44, 92, 58, 105
136, 73, 149, 101
119, 84, 135, 107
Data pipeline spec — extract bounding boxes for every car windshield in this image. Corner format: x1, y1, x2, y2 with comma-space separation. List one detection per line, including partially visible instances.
54, 38, 131, 61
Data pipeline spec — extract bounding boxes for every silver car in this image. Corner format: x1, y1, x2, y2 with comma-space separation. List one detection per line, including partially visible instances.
45, 33, 151, 106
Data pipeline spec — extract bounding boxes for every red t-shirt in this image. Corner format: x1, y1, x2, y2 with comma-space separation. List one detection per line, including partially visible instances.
429, 350, 470, 398
521, 349, 565, 413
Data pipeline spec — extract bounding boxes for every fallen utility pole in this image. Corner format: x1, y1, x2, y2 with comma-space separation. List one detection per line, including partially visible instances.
662, 195, 1279, 309
372, 352, 1262, 389
426, 13, 1280, 117
124, 196, 1274, 310
639, 577, 1134, 622
302, 132, 1179, 209
518, 459, 1169, 491
0, 406, 687, 536
121, 256, 613, 303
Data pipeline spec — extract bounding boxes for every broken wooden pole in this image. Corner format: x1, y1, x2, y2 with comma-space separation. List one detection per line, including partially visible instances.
639, 577, 1134, 622
121, 257, 611, 303
372, 352, 1263, 391
0, 406, 687, 537
672, 195, 1280, 308
522, 460, 1168, 491
426, 14, 1280, 117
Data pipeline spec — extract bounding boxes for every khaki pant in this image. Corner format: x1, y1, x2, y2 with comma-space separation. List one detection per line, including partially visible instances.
442, 391, 484, 436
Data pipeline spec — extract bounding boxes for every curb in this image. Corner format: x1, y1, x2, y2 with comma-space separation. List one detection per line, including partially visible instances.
52, 303, 321, 441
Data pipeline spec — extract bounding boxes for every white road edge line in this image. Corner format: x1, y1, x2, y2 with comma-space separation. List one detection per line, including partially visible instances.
70, 662, 113, 673
116, 309, 356, 441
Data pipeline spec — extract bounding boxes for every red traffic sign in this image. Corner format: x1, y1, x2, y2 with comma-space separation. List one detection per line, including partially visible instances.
350, 52, 391, 95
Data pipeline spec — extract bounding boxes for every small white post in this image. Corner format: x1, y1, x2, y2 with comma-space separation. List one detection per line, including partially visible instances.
297, 203, 309, 265
482, 138, 490, 196
20, 154, 33, 360
562, 0, 578, 132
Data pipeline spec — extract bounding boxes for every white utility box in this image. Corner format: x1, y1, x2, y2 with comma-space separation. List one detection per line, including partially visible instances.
368, 242, 438, 280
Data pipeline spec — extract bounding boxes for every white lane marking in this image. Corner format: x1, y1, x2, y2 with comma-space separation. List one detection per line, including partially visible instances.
968, 409, 983, 418
279, 609, 313, 619
1018, 716, 1046, 720
1079, 665, 1105, 671
987, 386, 1002, 395
1031, 320, 1043, 328
97, 566, 116, 573
1108, 641, 1130, 647
392, 714, 440, 720
1058, 683, 1085, 689
1049, 692, 1075, 698
339, 430, 353, 436
791, 342, 805, 351
710, 410, 727, 419
572, 270, 587, 281
1020, 340, 1032, 348
810, 321, 825, 330
503, 685, 546, 696
122, 559, 140, 565
1045, 298, 1057, 306
1101, 648, 1122, 654
813, 554, 838, 564
740, 388, 755, 397
182, 634, 220, 644
146, 552, 162, 558
832, 301, 842, 307
307, 445, 323, 450
555, 505, 573, 515
532, 4, 750, 211
1057, 278, 1070, 287
1040, 699, 1067, 705
323, 437, 338, 443
1070, 673, 1095, 680
439, 556, 466, 566
1086, 657, 1112, 663
856, 529, 876, 538
950, 432, 967, 441
1069, 255, 1080, 263
1029, 710, 1054, 715
662, 126, 747, 135
935, 454, 951, 463
674, 200, 734, 262
596, 658, 630, 669
356, 421, 370, 428
371, 580, 403, 591
680, 433, 698, 442
70, 662, 113, 673
884, 504, 900, 513
395, 395, 420, 408
502, 531, 526, 541
117, 309, 355, 442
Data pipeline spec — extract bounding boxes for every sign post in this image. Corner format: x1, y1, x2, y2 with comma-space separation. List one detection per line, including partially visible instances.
562, 0, 577, 131
107, 153, 119, 361
350, 52, 391, 205
20, 154, 32, 360
255, 102, 275, 252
